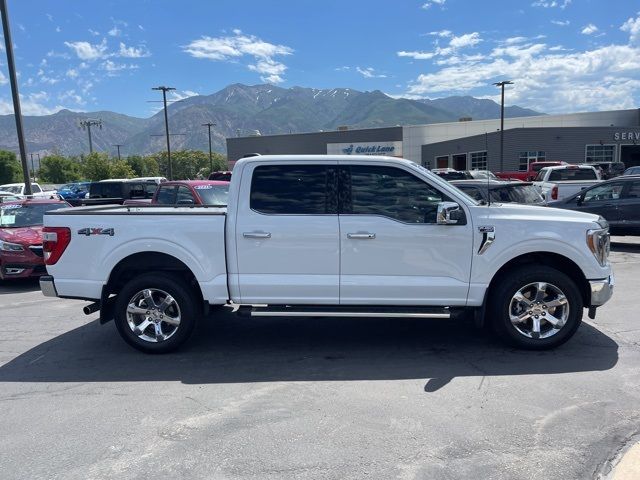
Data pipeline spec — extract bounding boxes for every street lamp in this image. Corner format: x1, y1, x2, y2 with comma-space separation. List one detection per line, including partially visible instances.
202, 122, 216, 174
493, 80, 513, 172
152, 86, 176, 180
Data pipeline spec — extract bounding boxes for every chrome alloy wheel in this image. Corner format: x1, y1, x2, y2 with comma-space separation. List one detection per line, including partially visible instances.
508, 282, 570, 339
125, 288, 181, 343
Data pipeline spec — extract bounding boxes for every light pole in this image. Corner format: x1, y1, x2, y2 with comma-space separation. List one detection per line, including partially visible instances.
0, 0, 31, 194
29, 153, 35, 181
152, 86, 175, 180
80, 119, 102, 154
493, 80, 513, 172
113, 144, 122, 161
202, 122, 216, 173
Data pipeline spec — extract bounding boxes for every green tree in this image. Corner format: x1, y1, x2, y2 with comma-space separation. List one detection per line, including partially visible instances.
152, 150, 227, 180
109, 160, 135, 178
0, 150, 21, 184
81, 152, 112, 181
125, 155, 160, 177
38, 154, 81, 183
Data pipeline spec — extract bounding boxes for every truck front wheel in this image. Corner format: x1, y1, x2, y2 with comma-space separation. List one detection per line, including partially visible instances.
489, 265, 583, 349
114, 273, 199, 353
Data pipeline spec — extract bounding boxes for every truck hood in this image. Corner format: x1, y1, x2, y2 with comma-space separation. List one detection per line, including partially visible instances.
0, 225, 44, 246
475, 202, 602, 226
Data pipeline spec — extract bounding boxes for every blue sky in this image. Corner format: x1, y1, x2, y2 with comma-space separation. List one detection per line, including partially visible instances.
0, 0, 639, 117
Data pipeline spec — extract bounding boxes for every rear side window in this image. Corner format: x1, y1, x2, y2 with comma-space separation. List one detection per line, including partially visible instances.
90, 182, 121, 198
549, 168, 598, 181
250, 165, 337, 214
156, 186, 177, 204
176, 186, 196, 204
32, 184, 42, 193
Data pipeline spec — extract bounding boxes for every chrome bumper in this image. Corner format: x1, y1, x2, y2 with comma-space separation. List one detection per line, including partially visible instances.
40, 275, 58, 298
589, 273, 614, 307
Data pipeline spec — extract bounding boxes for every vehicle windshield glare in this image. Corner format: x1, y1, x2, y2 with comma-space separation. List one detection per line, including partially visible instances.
194, 185, 229, 206
0, 185, 21, 194
0, 203, 64, 228
490, 185, 544, 204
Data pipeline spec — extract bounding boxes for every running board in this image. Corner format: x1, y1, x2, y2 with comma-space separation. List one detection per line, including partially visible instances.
247, 305, 452, 319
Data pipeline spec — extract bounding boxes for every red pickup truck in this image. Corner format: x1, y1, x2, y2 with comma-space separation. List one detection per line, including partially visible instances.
496, 161, 567, 181
124, 180, 229, 206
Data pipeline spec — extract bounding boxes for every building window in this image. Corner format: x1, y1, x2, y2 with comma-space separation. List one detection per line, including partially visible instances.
519, 151, 546, 171
470, 151, 487, 170
586, 145, 616, 163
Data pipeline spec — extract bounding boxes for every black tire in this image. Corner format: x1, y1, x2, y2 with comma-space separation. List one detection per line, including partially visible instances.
114, 272, 200, 353
488, 265, 583, 350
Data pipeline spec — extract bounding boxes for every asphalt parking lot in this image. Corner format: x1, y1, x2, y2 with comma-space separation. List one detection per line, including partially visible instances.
1, 239, 639, 480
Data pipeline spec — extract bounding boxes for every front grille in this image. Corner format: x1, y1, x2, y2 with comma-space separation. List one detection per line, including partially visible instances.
29, 245, 44, 258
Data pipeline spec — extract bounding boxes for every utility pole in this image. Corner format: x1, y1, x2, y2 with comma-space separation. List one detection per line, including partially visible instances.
80, 119, 102, 154
152, 86, 175, 180
29, 153, 34, 181
493, 80, 513, 172
113, 144, 122, 161
0, 0, 31, 194
202, 122, 216, 173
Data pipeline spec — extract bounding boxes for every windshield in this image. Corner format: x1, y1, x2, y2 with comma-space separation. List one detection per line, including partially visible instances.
490, 185, 544, 204
0, 185, 21, 194
0, 203, 64, 228
193, 184, 229, 205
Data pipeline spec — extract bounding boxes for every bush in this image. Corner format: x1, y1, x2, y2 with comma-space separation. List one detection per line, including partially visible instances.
0, 150, 21, 184
38, 155, 81, 183
152, 150, 227, 180
81, 153, 112, 181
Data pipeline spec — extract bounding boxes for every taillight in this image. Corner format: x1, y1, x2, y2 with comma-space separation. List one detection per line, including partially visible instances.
551, 185, 558, 200
42, 227, 71, 265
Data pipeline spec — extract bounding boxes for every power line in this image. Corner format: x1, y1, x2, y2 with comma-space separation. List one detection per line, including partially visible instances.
151, 86, 175, 180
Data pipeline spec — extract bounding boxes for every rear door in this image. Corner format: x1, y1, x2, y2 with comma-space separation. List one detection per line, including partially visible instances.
338, 163, 473, 306
234, 162, 339, 304
616, 180, 640, 233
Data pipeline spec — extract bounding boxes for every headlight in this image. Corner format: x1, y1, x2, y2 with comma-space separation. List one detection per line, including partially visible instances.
0, 240, 24, 252
586, 227, 610, 267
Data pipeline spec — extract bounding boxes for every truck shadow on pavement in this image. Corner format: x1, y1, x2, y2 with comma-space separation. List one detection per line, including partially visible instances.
0, 278, 40, 294
610, 241, 640, 253
0, 310, 619, 392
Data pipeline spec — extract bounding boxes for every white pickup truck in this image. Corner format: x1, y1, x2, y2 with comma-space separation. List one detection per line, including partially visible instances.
532, 165, 601, 201
39, 155, 614, 353
0, 182, 54, 199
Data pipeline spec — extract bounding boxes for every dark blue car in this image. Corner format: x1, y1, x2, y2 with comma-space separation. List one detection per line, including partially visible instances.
56, 182, 90, 200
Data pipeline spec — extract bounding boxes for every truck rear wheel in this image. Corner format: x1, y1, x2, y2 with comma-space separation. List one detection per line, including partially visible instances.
114, 273, 199, 353
489, 265, 583, 349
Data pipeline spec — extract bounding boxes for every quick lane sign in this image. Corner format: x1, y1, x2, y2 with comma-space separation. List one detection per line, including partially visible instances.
327, 141, 403, 157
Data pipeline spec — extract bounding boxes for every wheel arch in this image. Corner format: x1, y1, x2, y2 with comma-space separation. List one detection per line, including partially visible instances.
487, 252, 590, 307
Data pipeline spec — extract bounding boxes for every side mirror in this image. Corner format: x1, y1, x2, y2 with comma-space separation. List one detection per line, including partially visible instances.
437, 201, 464, 225
576, 193, 584, 206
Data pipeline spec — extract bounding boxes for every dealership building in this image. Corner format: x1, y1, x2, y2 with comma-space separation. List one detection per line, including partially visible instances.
226, 108, 640, 172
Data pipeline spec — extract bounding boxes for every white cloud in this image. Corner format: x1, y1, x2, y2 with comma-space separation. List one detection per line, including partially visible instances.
66, 68, 78, 78
621, 14, 640, 44
64, 39, 108, 60
58, 89, 85, 105
102, 60, 139, 75
88, 29, 100, 36
356, 67, 387, 78
551, 19, 570, 26
397, 31, 482, 60
170, 90, 199, 101
55, 26, 61, 33
0, 91, 68, 116
335, 66, 350, 71
183, 30, 293, 84
532, 0, 571, 8
581, 24, 599, 35
0, 70, 7, 86
427, 30, 453, 37
108, 26, 121, 37
405, 39, 640, 113
421, 0, 446, 9
138, 25, 145, 31
118, 42, 151, 58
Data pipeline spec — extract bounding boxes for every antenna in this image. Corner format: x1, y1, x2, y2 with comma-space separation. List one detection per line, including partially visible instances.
486, 131, 490, 207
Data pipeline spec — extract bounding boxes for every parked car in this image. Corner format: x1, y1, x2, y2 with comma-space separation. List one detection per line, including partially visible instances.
131, 176, 168, 184
123, 180, 230, 206
431, 168, 473, 181
533, 165, 601, 201
0, 191, 21, 203
450, 180, 545, 205
0, 182, 54, 199
468, 170, 498, 180
66, 179, 157, 206
582, 162, 625, 180
0, 198, 69, 280
623, 166, 640, 176
548, 176, 640, 235
496, 161, 567, 182
41, 154, 613, 353
208, 171, 232, 181
56, 182, 91, 200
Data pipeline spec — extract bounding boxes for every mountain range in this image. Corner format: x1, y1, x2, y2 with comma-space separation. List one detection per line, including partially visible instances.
0, 83, 542, 160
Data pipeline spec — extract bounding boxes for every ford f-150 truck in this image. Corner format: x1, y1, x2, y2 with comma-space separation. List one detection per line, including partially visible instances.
533, 165, 601, 201
39, 155, 614, 353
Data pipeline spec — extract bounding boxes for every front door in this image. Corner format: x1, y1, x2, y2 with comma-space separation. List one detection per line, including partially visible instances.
338, 164, 473, 306
576, 182, 623, 229
234, 162, 340, 304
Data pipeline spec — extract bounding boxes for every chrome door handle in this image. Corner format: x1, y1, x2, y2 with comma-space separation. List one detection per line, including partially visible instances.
347, 232, 376, 239
243, 232, 271, 239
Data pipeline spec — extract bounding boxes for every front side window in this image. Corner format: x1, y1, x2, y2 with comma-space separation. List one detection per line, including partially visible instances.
176, 186, 196, 204
250, 165, 337, 215
344, 165, 451, 224
583, 183, 624, 203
